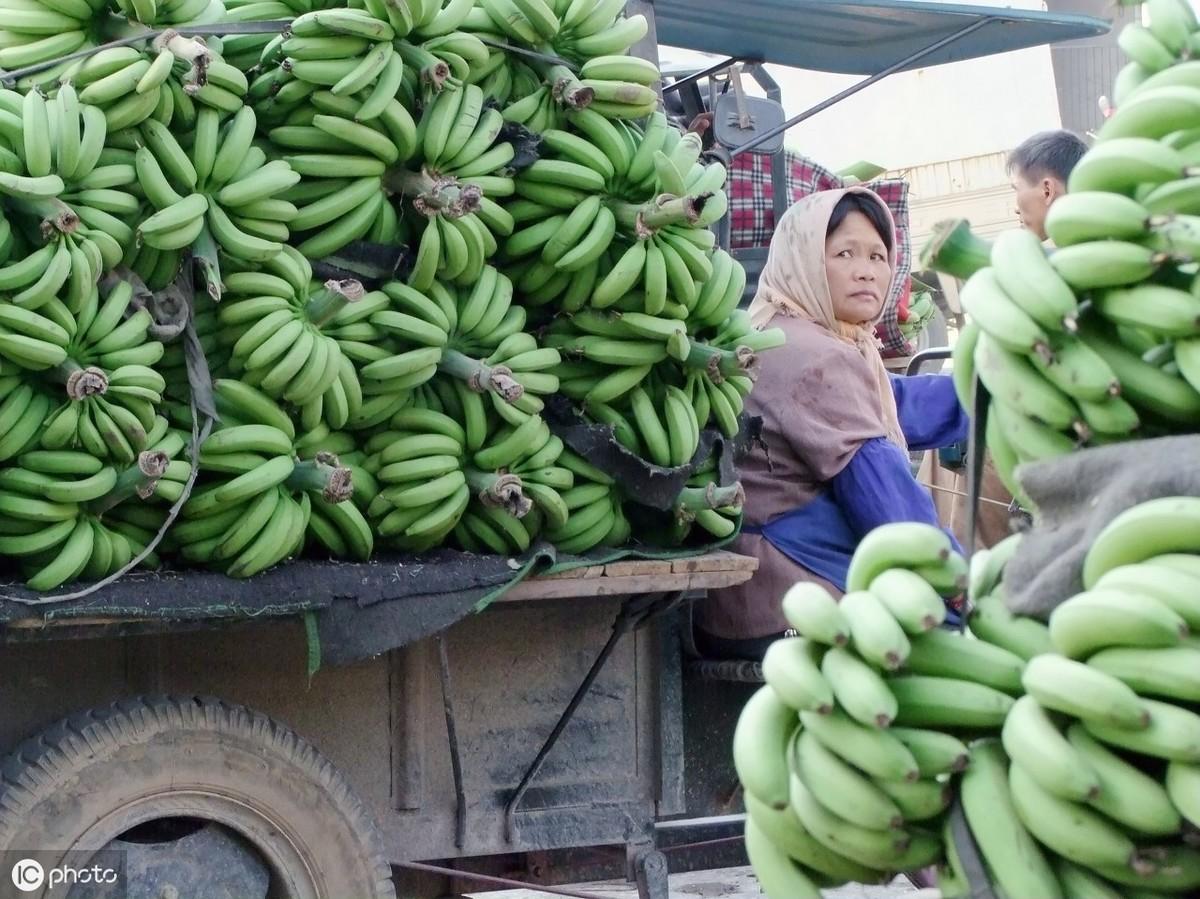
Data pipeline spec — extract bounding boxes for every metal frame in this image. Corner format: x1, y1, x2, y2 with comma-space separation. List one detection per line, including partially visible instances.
905, 347, 953, 377
504, 591, 689, 844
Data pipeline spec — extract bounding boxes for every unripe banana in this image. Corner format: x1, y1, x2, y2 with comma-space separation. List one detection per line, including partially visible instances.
820, 646, 897, 728
868, 568, 945, 634
1083, 697, 1200, 762
787, 772, 912, 872
794, 729, 903, 831
799, 709, 919, 782
780, 581, 850, 646
960, 738, 1063, 899
1165, 760, 1200, 828
1049, 589, 1187, 658
743, 815, 822, 899
1067, 723, 1182, 837
733, 684, 796, 810
839, 590, 910, 671
844, 522, 954, 592
761, 637, 834, 714
1022, 653, 1149, 729
904, 628, 1025, 694
1008, 762, 1138, 870
743, 792, 882, 885
1087, 645, 1200, 702
1002, 694, 1101, 802
888, 727, 968, 777
889, 675, 1015, 729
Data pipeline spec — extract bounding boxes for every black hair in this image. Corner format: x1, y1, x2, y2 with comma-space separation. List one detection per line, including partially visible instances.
826, 193, 892, 252
1007, 130, 1088, 183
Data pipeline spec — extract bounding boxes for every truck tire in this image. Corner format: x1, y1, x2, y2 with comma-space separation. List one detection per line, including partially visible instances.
0, 695, 396, 899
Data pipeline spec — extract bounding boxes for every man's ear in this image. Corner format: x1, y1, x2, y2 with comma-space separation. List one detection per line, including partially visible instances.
1043, 177, 1065, 204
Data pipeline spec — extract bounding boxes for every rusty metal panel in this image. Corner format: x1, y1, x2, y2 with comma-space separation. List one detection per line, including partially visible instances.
0, 594, 684, 867
377, 596, 671, 860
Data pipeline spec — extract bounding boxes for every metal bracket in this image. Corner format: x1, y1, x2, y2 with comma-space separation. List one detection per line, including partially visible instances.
632, 846, 670, 899
504, 591, 688, 842
436, 635, 467, 849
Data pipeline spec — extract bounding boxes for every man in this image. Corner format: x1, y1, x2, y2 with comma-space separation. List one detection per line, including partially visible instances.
1007, 130, 1088, 242
943, 131, 1089, 549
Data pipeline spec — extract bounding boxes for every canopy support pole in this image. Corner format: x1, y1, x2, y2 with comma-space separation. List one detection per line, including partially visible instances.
730, 15, 997, 157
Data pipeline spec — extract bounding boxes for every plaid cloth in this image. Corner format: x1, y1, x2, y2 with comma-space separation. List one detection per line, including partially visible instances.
728, 150, 914, 356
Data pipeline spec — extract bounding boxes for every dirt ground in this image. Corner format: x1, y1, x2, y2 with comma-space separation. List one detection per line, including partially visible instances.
468, 868, 933, 898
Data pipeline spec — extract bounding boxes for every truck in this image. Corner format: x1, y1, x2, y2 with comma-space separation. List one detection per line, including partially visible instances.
0, 2, 1107, 898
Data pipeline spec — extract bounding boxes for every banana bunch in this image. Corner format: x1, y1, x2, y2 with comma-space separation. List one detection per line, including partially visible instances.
928, 0, 1200, 483
936, 500, 1200, 898
52, 35, 229, 132
467, 0, 654, 121
218, 248, 362, 426
98, 420, 194, 561
180, 381, 364, 574
543, 446, 627, 553
668, 457, 742, 540
898, 288, 936, 347
385, 85, 514, 285
0, 85, 139, 293
0, 366, 53, 461
112, 0, 226, 27
739, 526, 997, 897
0, 445, 170, 589
31, 280, 167, 465
507, 114, 730, 313
134, 107, 300, 288
349, 269, 557, 434
1110, 0, 1200, 106
398, 29, 491, 100
0, 0, 105, 83
360, 407, 471, 551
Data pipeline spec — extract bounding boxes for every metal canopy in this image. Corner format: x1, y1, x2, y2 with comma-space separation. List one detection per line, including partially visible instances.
652, 0, 1110, 76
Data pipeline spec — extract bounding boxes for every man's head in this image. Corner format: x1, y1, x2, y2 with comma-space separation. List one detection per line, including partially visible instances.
1008, 130, 1088, 241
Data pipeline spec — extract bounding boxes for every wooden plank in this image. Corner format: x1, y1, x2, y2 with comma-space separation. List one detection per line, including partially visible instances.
1, 554, 759, 628
603, 559, 673, 577
533, 565, 603, 581
500, 568, 754, 602
671, 551, 758, 574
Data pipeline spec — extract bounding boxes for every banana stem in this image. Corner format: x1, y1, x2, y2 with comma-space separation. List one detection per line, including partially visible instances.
467, 468, 532, 518
675, 482, 744, 514
396, 40, 451, 91
286, 456, 354, 503
682, 342, 755, 382
56, 363, 108, 399
919, 218, 993, 281
161, 31, 211, 69
613, 195, 707, 235
387, 169, 481, 218
90, 450, 169, 514
10, 198, 78, 235
305, 278, 364, 327
438, 348, 524, 401
546, 64, 593, 109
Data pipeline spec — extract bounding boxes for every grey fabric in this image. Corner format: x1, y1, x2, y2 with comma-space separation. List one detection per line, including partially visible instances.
1003, 435, 1200, 618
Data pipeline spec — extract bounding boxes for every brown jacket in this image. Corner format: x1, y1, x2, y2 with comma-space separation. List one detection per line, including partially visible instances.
695, 316, 895, 640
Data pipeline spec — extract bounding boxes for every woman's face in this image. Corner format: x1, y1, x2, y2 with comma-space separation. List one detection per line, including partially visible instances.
825, 210, 891, 325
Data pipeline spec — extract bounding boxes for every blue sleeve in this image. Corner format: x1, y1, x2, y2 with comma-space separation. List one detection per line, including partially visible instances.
830, 437, 964, 555
889, 374, 971, 451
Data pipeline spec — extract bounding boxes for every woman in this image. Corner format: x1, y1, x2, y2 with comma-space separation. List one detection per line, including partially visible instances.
695, 188, 969, 660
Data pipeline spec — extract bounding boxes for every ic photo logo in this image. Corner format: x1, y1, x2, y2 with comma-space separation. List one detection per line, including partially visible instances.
10, 860, 42, 893
6, 855, 121, 896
